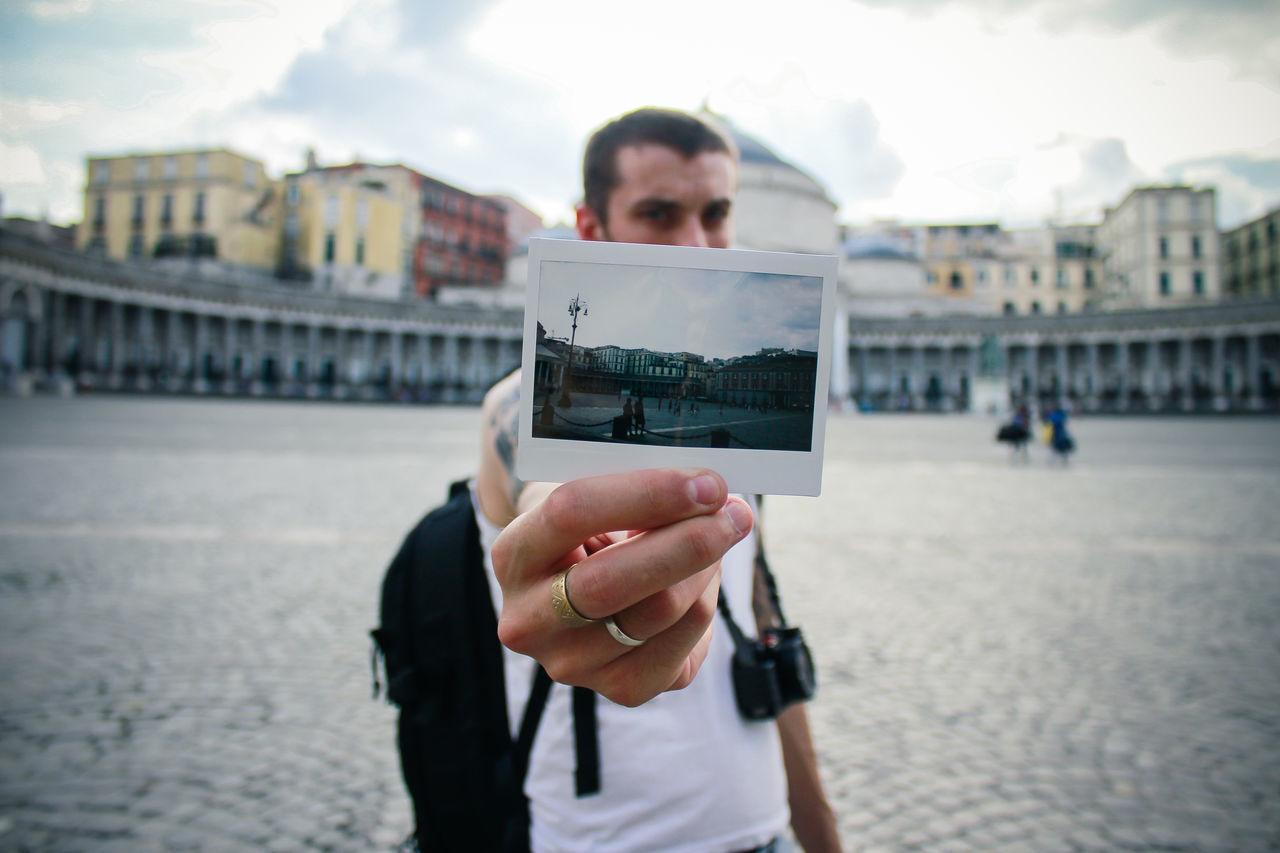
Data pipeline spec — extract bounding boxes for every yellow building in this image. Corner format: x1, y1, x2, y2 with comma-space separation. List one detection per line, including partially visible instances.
80, 149, 279, 270
280, 162, 421, 299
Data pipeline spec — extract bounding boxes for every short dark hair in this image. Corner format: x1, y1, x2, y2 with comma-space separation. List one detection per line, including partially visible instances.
582, 107, 737, 224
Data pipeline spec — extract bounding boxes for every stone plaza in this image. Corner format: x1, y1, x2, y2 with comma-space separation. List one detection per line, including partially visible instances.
0, 396, 1276, 851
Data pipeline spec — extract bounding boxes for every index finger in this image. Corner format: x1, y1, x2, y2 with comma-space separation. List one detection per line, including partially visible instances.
492, 467, 728, 585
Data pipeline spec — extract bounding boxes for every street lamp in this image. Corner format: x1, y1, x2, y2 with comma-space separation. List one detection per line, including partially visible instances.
559, 293, 588, 407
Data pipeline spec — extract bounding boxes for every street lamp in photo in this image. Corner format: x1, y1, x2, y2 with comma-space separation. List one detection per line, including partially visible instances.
559, 293, 588, 407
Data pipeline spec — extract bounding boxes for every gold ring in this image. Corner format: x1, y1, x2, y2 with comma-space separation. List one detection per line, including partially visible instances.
550, 564, 599, 628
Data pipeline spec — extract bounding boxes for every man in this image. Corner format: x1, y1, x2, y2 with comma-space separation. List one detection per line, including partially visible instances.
474, 107, 842, 852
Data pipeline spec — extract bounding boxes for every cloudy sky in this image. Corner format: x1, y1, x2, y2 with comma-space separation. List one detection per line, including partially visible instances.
538, 260, 822, 359
2, 0, 1279, 232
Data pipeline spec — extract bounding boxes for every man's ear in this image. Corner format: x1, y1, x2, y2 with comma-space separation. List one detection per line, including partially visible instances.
575, 203, 605, 242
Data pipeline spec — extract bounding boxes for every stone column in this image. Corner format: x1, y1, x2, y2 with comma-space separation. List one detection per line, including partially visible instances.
137, 305, 154, 391
1055, 342, 1068, 402
164, 310, 181, 388
334, 326, 348, 396
362, 328, 376, 398
1085, 340, 1099, 411
910, 344, 925, 409
389, 330, 403, 393
307, 324, 321, 397
1211, 334, 1227, 411
78, 296, 95, 379
1116, 339, 1130, 412
443, 334, 460, 386
1246, 333, 1262, 411
886, 344, 898, 407
223, 315, 237, 394
193, 312, 209, 394
50, 290, 67, 376
1025, 340, 1039, 405
1178, 336, 1194, 412
109, 301, 125, 389
280, 321, 295, 392
419, 333, 432, 387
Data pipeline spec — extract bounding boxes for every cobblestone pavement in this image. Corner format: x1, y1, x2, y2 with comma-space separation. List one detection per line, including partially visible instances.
1, 397, 1277, 851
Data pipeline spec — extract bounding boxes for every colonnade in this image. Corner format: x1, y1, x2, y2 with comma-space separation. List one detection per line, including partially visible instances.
843, 308, 1280, 413
4, 232, 1280, 412
0, 235, 522, 403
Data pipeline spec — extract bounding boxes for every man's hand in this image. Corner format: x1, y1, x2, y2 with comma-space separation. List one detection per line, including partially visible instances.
491, 467, 753, 707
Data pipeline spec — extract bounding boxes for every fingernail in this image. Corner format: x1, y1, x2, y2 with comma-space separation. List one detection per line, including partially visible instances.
725, 500, 752, 535
686, 474, 719, 506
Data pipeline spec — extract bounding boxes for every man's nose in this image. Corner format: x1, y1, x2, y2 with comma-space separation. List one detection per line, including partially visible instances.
673, 219, 710, 248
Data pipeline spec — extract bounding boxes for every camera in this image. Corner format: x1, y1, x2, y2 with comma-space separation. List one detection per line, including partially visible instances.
730, 625, 816, 721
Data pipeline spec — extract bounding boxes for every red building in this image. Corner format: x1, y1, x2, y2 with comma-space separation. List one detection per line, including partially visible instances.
416, 177, 507, 298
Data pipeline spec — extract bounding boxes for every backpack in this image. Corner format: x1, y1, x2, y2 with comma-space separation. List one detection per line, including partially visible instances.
370, 480, 554, 853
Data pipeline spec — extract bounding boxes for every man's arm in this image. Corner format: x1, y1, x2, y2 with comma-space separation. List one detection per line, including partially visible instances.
778, 703, 843, 852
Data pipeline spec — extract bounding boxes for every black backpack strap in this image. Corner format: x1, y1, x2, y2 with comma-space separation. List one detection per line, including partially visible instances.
572, 687, 600, 797
513, 665, 553, 781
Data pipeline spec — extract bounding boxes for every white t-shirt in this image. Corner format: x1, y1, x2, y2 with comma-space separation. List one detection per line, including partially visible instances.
472, 486, 790, 853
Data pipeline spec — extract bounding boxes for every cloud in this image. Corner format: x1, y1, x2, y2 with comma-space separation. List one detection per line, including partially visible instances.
252, 0, 578, 211
854, 0, 1280, 87
1162, 150, 1280, 228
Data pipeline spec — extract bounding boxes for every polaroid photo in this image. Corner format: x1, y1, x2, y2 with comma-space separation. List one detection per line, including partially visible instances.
516, 238, 837, 497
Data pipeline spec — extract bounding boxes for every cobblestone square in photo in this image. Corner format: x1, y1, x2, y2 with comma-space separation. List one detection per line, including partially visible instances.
0, 396, 1276, 851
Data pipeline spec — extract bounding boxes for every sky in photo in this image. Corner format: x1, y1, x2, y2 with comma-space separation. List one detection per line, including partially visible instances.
2, 0, 1279, 230
537, 261, 822, 360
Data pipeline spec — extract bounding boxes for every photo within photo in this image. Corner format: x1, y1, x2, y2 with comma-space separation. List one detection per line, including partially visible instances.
531, 260, 822, 452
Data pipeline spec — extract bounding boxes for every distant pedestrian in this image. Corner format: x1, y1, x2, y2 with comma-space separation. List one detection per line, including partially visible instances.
633, 396, 646, 437
996, 404, 1031, 462
1047, 403, 1075, 464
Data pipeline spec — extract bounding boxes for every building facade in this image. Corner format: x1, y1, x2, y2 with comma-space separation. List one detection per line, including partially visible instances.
417, 178, 507, 298
1222, 206, 1280, 299
280, 162, 421, 300
1098, 186, 1220, 308
80, 149, 278, 271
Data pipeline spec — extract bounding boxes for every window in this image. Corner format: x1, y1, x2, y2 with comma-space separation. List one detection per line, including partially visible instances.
128, 233, 145, 258
193, 192, 206, 223
1004, 266, 1015, 286
1031, 301, 1042, 314
160, 194, 173, 227
92, 197, 106, 228
356, 199, 369, 229
1030, 268, 1040, 285
1085, 268, 1096, 289
131, 194, 145, 226
1193, 270, 1205, 295
324, 232, 336, 263
1192, 235, 1202, 259
195, 153, 209, 179
356, 236, 365, 265
244, 162, 257, 188
1057, 301, 1068, 314
1160, 272, 1171, 295
1159, 237, 1169, 259
92, 162, 109, 185
324, 196, 339, 228
134, 159, 149, 181
164, 157, 178, 180
1056, 267, 1067, 289
286, 183, 299, 205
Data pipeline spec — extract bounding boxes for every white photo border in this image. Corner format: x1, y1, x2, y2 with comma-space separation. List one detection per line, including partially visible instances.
518, 238, 837, 497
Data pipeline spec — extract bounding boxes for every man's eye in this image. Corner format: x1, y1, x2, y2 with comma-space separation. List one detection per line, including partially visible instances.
703, 204, 730, 225
641, 207, 672, 223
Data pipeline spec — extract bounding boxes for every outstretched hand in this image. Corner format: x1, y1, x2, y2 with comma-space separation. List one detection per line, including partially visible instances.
491, 467, 753, 706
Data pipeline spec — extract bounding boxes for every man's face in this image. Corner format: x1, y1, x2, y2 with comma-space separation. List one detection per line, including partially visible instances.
576, 143, 737, 248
